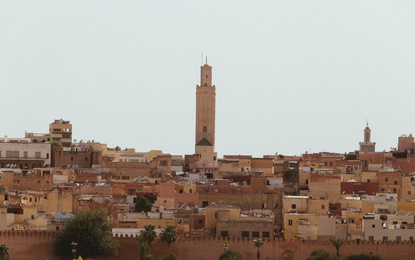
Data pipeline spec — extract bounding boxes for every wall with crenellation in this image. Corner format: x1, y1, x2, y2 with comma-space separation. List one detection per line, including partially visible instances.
2, 231, 415, 260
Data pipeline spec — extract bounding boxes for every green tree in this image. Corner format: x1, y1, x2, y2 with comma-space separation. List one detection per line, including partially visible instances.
253, 239, 265, 260
160, 225, 178, 255
49, 140, 63, 147
54, 210, 119, 258
306, 249, 339, 260
330, 239, 344, 257
135, 196, 152, 213
343, 252, 383, 260
0, 243, 11, 260
219, 249, 246, 260
161, 253, 180, 260
141, 224, 158, 254
136, 234, 149, 260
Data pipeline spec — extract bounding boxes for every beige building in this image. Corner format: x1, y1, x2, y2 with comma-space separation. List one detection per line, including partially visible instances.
363, 213, 415, 242
49, 119, 72, 147
195, 62, 217, 162
284, 213, 319, 240
282, 196, 308, 215
0, 138, 51, 170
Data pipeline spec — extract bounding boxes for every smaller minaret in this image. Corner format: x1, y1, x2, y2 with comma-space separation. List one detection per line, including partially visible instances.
359, 122, 376, 152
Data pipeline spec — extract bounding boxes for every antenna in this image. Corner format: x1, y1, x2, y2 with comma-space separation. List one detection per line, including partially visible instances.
201, 52, 203, 66
366, 118, 369, 127
206, 56, 208, 64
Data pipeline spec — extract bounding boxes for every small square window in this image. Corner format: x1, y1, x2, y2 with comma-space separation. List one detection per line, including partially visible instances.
288, 219, 293, 226
372, 224, 375, 228
321, 205, 325, 209
291, 204, 296, 209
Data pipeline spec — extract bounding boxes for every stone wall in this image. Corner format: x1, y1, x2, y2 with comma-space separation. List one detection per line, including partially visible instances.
2, 231, 415, 260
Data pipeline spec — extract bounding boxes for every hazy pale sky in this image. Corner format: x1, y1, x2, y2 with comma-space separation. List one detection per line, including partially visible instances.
1, 1, 415, 157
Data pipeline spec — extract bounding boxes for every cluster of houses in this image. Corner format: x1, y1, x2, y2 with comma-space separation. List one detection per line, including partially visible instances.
2, 119, 415, 243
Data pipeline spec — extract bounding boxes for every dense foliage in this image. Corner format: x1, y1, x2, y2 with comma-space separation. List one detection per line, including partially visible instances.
49, 140, 63, 147
307, 249, 383, 260
161, 253, 180, 260
54, 210, 119, 258
306, 249, 340, 260
135, 196, 152, 213
219, 250, 246, 260
0, 243, 10, 260
343, 253, 383, 260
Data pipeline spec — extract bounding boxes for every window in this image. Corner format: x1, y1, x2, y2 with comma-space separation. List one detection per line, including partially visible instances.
305, 180, 309, 185
393, 221, 398, 225
30, 198, 32, 202
275, 203, 278, 208
393, 189, 397, 193
262, 203, 266, 209
220, 231, 228, 237
133, 198, 137, 203
189, 189, 192, 193
367, 179, 371, 182
128, 189, 135, 195
409, 191, 411, 195
24, 151, 28, 158
263, 232, 270, 238
321, 205, 325, 209
203, 126, 207, 132
394, 181, 397, 185
71, 157, 74, 161
291, 204, 296, 209
179, 190, 183, 194
241, 231, 249, 238
369, 236, 374, 242
46, 153, 49, 159
44, 196, 47, 200
198, 219, 203, 224
372, 224, 375, 228
202, 201, 208, 207
288, 219, 293, 226
381, 188, 384, 192
329, 162, 333, 166
6, 151, 19, 158
31, 215, 34, 219
396, 236, 401, 243
252, 231, 260, 238
160, 160, 168, 166
385, 178, 388, 182
38, 180, 40, 183
85, 157, 88, 161
410, 237, 413, 242
35, 152, 41, 158
383, 236, 388, 242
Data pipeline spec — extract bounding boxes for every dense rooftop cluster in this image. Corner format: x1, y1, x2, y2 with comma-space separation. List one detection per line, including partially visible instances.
2, 120, 415, 244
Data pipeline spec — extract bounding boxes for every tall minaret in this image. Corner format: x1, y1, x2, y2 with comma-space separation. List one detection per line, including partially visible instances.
195, 60, 217, 161
359, 122, 376, 152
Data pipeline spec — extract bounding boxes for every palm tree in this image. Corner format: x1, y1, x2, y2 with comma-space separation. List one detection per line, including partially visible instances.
136, 234, 149, 260
141, 224, 158, 255
330, 238, 344, 257
253, 239, 265, 260
160, 225, 178, 255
